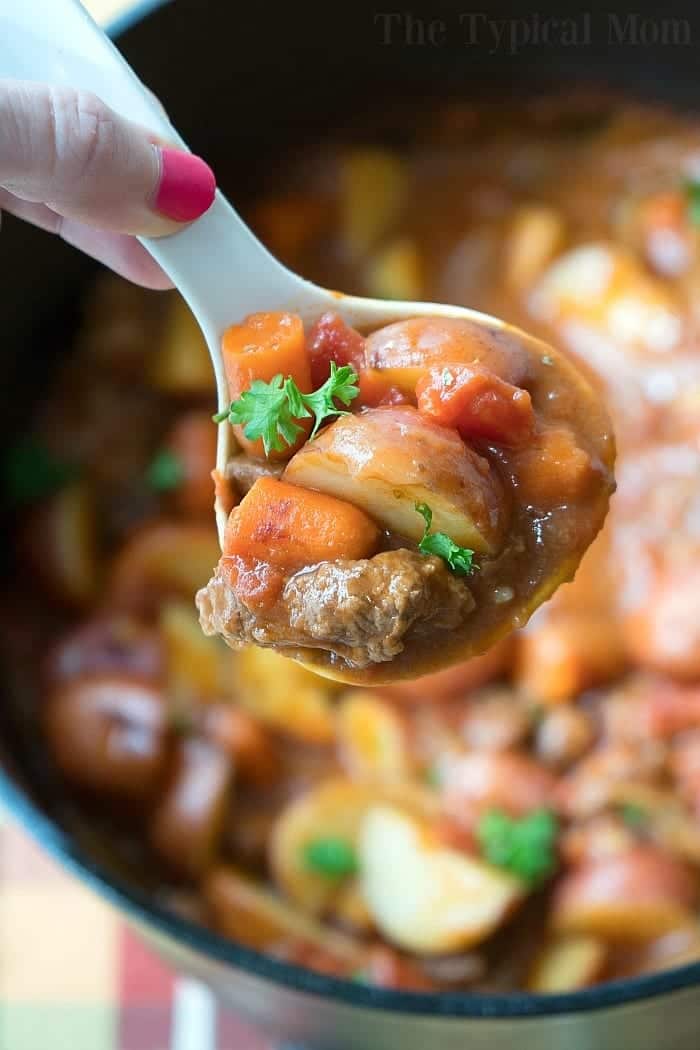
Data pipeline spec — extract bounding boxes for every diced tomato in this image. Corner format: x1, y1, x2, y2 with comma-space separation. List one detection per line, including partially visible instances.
433, 813, 478, 854
416, 362, 535, 445
307, 311, 406, 405
364, 946, 436, 991
307, 311, 366, 387
222, 555, 286, 613
640, 190, 686, 234
639, 681, 700, 738
441, 751, 557, 832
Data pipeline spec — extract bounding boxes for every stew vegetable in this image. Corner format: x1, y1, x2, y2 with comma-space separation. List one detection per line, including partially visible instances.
199, 309, 613, 682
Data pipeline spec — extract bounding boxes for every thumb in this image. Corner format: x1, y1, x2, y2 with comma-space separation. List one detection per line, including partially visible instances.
0, 80, 216, 236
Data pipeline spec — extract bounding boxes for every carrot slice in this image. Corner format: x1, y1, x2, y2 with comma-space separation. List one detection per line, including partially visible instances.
510, 426, 595, 505
223, 477, 380, 573
222, 312, 312, 459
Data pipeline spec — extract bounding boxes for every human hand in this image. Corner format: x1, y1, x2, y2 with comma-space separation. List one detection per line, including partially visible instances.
0, 79, 216, 288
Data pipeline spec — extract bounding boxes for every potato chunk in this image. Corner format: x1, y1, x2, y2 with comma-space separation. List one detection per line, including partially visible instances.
530, 242, 682, 357
337, 692, 410, 781
235, 645, 338, 744
364, 316, 530, 397
109, 523, 220, 609
204, 865, 364, 965
24, 481, 99, 607
340, 148, 406, 259
553, 846, 697, 941
270, 778, 437, 917
270, 779, 375, 916
149, 738, 232, 879
366, 237, 423, 301
160, 601, 227, 701
284, 406, 507, 554
44, 675, 167, 802
527, 935, 606, 993
359, 805, 522, 954
150, 295, 213, 396
505, 205, 566, 292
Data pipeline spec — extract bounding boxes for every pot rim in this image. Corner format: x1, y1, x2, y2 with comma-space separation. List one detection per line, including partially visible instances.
3, 0, 698, 1021
2, 769, 700, 1017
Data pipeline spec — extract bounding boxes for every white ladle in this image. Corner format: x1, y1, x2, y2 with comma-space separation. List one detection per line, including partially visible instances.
2, 0, 536, 546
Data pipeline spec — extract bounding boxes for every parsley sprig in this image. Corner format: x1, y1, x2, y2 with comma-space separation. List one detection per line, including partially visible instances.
213, 362, 360, 456
476, 808, 559, 888
303, 837, 358, 878
146, 449, 184, 491
2, 438, 79, 507
618, 802, 649, 832
684, 177, 700, 226
415, 502, 474, 576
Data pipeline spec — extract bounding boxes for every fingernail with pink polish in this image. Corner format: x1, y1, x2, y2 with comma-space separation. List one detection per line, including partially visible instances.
154, 148, 216, 222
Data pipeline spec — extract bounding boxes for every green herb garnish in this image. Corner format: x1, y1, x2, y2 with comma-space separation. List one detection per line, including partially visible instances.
423, 763, 443, 788
684, 178, 700, 226
303, 837, 358, 878
2, 438, 79, 506
215, 375, 302, 455
415, 502, 474, 576
476, 808, 559, 887
301, 362, 361, 437
619, 802, 649, 831
146, 449, 184, 491
213, 362, 360, 456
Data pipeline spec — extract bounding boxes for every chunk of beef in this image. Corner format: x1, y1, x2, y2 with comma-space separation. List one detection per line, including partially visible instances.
197, 550, 474, 669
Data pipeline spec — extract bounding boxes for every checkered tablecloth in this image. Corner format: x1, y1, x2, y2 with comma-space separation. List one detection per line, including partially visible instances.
0, 805, 274, 1050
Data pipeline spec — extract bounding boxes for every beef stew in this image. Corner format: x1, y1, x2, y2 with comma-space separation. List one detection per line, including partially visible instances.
5, 92, 700, 994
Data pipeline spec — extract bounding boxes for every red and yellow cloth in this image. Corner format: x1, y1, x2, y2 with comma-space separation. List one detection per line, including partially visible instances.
0, 807, 271, 1050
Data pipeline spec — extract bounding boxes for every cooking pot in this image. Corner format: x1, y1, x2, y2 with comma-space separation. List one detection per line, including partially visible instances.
2, 2, 700, 1047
